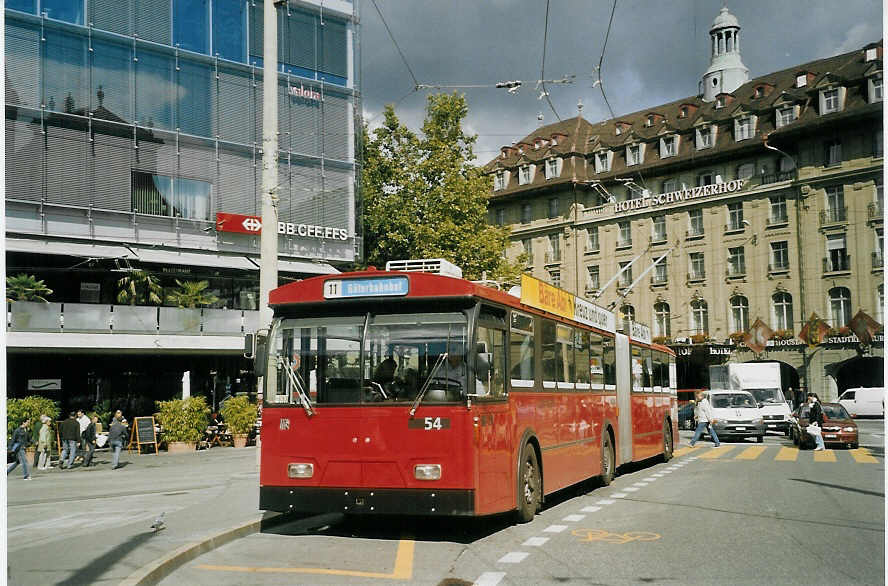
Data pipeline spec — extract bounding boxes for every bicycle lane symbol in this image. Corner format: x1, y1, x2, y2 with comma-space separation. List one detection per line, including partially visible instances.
571, 529, 661, 544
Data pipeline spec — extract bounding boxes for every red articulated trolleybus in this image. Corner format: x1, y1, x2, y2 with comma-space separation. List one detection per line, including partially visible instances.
256, 259, 677, 522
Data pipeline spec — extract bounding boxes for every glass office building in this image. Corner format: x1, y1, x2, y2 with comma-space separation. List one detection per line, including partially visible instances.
5, 0, 361, 413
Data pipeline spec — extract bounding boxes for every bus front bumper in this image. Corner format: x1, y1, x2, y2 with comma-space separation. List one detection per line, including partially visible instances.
260, 486, 475, 516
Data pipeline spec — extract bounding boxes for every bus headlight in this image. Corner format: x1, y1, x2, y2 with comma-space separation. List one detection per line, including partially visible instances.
287, 463, 314, 478
414, 464, 442, 480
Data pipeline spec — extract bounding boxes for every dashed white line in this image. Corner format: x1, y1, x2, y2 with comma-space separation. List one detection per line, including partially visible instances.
498, 552, 529, 564
661, 470, 673, 474
544, 524, 568, 533
633, 482, 649, 487
523, 536, 550, 547
596, 499, 616, 505
623, 487, 640, 492
643, 477, 657, 482
474, 571, 506, 586
651, 473, 664, 478
563, 514, 585, 522
581, 505, 602, 513
611, 492, 627, 498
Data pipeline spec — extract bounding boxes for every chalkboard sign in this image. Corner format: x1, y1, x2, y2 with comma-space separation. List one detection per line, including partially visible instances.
129, 416, 158, 454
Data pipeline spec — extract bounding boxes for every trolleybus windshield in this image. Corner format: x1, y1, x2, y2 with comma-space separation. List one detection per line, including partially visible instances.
266, 312, 470, 405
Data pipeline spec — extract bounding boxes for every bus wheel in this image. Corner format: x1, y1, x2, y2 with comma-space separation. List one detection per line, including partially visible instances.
662, 421, 673, 462
600, 430, 615, 486
517, 444, 540, 523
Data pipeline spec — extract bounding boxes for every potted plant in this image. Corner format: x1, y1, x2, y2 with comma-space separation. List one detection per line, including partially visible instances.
7, 395, 61, 460
220, 395, 258, 448
165, 280, 220, 308
154, 396, 210, 453
728, 331, 746, 344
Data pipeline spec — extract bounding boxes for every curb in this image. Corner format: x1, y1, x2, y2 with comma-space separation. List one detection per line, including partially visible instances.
119, 513, 280, 586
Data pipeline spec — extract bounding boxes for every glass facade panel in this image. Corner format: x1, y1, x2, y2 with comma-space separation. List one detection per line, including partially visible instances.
136, 50, 174, 130
91, 39, 132, 123
177, 60, 213, 137
7, 0, 37, 13
213, 0, 247, 62
44, 29, 88, 114
42, 0, 85, 24
132, 171, 211, 220
174, 0, 211, 55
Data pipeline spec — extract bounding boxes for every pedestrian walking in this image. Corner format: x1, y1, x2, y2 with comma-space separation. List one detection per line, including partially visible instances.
807, 393, 826, 451
689, 390, 721, 447
37, 415, 52, 470
82, 416, 98, 467
108, 415, 128, 469
7, 418, 32, 479
59, 412, 81, 469
75, 409, 90, 461
30, 415, 43, 469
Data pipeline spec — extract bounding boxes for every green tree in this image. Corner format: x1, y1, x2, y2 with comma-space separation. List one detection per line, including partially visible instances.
166, 279, 220, 308
362, 93, 522, 282
6, 274, 53, 302
116, 269, 163, 306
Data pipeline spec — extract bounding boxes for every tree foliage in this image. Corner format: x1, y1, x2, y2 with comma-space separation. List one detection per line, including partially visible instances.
116, 269, 162, 306
362, 93, 522, 282
166, 279, 220, 308
6, 274, 53, 302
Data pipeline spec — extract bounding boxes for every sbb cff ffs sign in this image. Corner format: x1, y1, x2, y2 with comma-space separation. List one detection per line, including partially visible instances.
215, 213, 349, 241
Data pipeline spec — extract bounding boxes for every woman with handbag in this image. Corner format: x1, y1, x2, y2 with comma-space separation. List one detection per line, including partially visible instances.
37, 415, 52, 470
807, 393, 826, 451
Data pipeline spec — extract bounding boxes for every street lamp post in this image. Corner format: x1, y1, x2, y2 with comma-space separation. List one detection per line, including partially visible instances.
260, 0, 280, 332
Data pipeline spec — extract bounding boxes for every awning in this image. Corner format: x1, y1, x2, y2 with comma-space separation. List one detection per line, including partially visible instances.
7, 237, 339, 276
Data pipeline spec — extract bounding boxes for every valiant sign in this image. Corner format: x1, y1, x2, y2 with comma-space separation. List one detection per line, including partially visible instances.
613, 179, 746, 214
215, 212, 349, 240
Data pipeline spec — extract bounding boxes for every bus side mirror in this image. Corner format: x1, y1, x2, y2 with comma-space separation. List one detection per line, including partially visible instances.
244, 333, 255, 359
245, 331, 269, 378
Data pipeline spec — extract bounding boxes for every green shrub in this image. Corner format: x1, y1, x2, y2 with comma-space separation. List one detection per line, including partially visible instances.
7, 396, 60, 440
220, 395, 258, 435
154, 396, 210, 442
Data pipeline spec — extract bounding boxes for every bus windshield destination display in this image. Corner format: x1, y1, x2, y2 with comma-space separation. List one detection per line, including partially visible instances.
323, 277, 409, 299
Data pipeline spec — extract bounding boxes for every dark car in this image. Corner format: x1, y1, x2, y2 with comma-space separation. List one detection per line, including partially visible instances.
790, 402, 859, 449
678, 403, 696, 430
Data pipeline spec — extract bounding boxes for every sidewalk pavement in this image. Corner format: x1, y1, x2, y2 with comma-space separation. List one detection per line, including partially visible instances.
7, 445, 271, 585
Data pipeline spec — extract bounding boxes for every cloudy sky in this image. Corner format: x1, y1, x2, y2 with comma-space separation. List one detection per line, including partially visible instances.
359, 0, 882, 164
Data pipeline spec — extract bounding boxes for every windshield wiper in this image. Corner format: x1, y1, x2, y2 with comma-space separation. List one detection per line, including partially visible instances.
278, 355, 314, 417
410, 352, 448, 418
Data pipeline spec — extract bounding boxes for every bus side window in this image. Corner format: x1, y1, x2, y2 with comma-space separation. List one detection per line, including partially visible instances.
602, 338, 616, 388
643, 348, 653, 390
588, 332, 604, 389
509, 311, 535, 389
575, 330, 591, 387
476, 326, 506, 398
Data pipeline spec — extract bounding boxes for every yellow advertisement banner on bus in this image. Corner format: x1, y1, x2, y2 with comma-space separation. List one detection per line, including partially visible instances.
520, 274, 575, 320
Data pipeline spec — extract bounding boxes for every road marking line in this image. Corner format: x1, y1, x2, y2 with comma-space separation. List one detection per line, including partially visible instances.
642, 477, 657, 481
523, 537, 549, 546
698, 446, 735, 459
850, 448, 879, 463
736, 446, 767, 460
632, 482, 649, 487
661, 470, 673, 474
498, 552, 528, 564
651, 473, 664, 478
611, 493, 627, 498
544, 524, 568, 533
596, 499, 616, 505
563, 514, 585, 522
196, 538, 414, 580
813, 449, 837, 462
775, 447, 799, 461
672, 446, 696, 456
623, 487, 640, 492
581, 506, 601, 513
474, 571, 506, 586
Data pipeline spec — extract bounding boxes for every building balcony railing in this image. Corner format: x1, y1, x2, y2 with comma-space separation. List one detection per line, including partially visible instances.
650, 274, 668, 285
820, 207, 848, 225
869, 202, 883, 220
7, 301, 258, 335
760, 171, 794, 184
766, 214, 789, 226
724, 222, 744, 233
585, 245, 600, 254
687, 271, 706, 281
544, 251, 561, 264
650, 234, 667, 244
823, 254, 851, 273
616, 239, 632, 249
726, 264, 746, 277
873, 251, 884, 269
768, 262, 790, 273
686, 228, 705, 239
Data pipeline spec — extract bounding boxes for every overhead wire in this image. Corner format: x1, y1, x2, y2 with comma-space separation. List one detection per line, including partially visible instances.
369, 0, 419, 90
596, 0, 618, 121
539, 0, 561, 121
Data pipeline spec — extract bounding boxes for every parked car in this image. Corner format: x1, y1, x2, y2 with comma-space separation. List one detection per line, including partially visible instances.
837, 387, 884, 418
678, 402, 696, 430
790, 402, 858, 449
707, 389, 765, 443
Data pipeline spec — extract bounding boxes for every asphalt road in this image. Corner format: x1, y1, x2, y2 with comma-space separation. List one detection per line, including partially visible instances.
162, 421, 885, 586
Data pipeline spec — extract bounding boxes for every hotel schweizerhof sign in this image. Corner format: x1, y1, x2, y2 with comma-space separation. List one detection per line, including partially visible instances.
612, 179, 746, 214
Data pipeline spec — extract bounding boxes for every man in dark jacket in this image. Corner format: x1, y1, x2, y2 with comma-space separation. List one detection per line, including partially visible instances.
81, 416, 98, 467
59, 412, 81, 469
108, 416, 128, 469
7, 419, 32, 479
807, 393, 826, 451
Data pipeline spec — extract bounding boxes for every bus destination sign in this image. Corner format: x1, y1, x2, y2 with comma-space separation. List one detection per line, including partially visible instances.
520, 275, 616, 334
323, 277, 409, 299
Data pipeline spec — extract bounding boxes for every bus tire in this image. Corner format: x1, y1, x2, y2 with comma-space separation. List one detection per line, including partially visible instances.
516, 443, 540, 523
599, 429, 615, 486
662, 421, 673, 462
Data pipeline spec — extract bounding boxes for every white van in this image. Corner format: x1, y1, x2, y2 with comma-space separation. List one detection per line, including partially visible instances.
707, 389, 766, 443
837, 387, 885, 417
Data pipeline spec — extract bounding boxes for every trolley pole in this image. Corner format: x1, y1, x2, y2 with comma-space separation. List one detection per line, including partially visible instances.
259, 0, 280, 331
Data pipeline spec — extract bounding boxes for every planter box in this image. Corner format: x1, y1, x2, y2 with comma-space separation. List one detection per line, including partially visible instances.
232, 434, 248, 448
166, 441, 195, 453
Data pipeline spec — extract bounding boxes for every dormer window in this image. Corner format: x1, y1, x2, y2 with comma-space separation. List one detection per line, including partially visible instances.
754, 86, 764, 98
796, 74, 807, 88
866, 47, 879, 62
869, 76, 883, 103
519, 165, 534, 185
551, 136, 558, 146
820, 87, 842, 114
660, 135, 677, 158
545, 157, 561, 180
776, 106, 796, 128
626, 144, 643, 166
493, 170, 507, 191
679, 107, 688, 118
646, 115, 654, 127
615, 126, 622, 136
715, 97, 725, 109
594, 151, 612, 173
734, 116, 756, 141
696, 125, 714, 150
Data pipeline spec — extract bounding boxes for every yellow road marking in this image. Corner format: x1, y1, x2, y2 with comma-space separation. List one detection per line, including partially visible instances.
850, 448, 879, 464
196, 538, 414, 580
813, 449, 837, 462
735, 446, 767, 460
572, 528, 661, 544
698, 445, 734, 459
673, 445, 701, 457
775, 447, 799, 461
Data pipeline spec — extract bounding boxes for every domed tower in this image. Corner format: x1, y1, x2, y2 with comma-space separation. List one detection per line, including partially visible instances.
701, 5, 749, 102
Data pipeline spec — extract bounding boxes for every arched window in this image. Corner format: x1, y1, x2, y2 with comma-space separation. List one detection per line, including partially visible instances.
730, 296, 749, 333
654, 302, 671, 337
621, 304, 635, 332
772, 292, 794, 332
828, 287, 852, 327
690, 299, 709, 335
